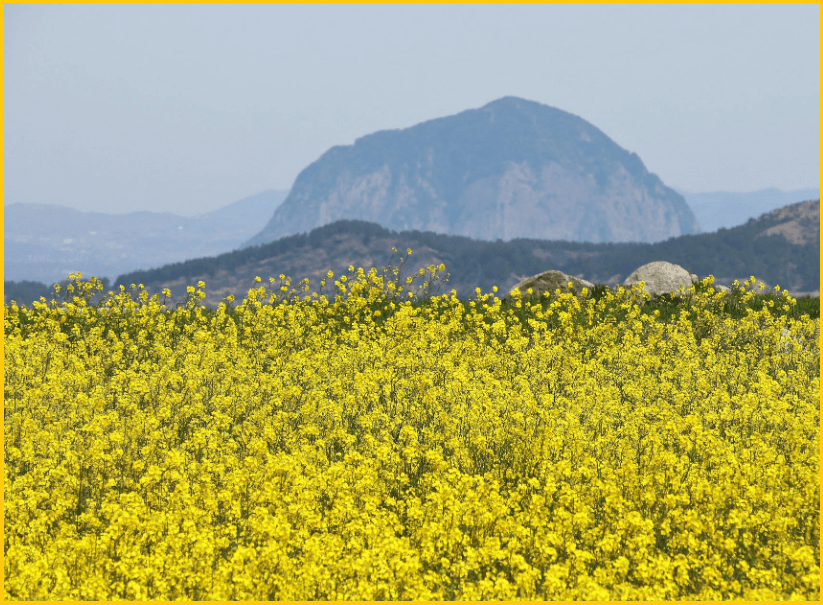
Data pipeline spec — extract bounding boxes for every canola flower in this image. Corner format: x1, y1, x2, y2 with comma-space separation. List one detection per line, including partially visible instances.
3, 260, 820, 600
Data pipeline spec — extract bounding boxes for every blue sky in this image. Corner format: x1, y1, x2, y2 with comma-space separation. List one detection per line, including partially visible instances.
4, 3, 820, 216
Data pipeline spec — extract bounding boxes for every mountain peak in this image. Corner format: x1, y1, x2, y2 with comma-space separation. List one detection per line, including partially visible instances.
243, 99, 698, 248
481, 95, 568, 113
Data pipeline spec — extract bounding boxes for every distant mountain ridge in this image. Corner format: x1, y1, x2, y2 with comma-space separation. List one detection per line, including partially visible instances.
244, 97, 699, 248
678, 187, 820, 233
93, 197, 819, 310
4, 189, 289, 284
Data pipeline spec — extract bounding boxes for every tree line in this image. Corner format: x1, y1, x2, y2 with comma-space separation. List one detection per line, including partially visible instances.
6, 203, 819, 308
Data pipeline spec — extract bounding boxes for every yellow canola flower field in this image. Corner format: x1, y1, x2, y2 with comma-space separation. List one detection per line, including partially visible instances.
3, 265, 820, 600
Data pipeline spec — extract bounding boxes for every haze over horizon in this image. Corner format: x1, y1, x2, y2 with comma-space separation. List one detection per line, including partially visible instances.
5, 4, 820, 217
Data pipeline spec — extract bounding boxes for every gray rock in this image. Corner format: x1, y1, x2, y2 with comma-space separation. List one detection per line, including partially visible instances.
503, 260, 793, 307
622, 261, 699, 299
503, 270, 594, 303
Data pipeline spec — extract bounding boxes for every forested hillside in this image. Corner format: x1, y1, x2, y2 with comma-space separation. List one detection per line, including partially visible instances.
7, 200, 818, 309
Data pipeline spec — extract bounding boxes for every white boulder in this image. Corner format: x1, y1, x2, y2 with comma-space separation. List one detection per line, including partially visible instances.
622, 261, 699, 298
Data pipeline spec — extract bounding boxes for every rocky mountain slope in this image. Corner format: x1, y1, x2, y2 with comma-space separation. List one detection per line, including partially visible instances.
4, 189, 288, 284
679, 187, 820, 233
751, 197, 819, 245
103, 198, 818, 309
243, 97, 699, 248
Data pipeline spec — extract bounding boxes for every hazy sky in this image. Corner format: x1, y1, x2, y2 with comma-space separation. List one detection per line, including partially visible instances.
5, 3, 820, 217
